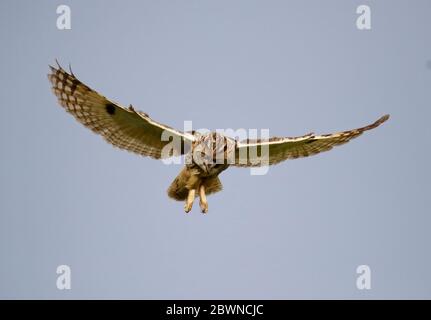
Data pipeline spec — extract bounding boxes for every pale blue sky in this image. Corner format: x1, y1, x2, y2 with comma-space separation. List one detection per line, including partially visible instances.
0, 0, 430, 298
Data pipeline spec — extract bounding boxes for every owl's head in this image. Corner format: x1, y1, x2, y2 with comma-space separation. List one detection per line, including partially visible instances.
191, 132, 228, 173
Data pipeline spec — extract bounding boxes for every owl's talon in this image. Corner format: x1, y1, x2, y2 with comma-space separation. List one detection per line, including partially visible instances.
184, 189, 196, 213
184, 203, 192, 213
200, 201, 208, 214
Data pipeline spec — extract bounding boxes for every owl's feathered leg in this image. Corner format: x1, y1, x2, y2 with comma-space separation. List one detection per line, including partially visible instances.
199, 184, 208, 214
184, 189, 195, 213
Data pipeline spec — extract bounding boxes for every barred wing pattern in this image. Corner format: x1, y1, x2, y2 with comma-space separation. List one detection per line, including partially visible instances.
234, 115, 389, 167
48, 64, 195, 159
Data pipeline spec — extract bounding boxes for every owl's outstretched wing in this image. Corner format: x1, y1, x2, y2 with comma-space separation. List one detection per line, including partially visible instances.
48, 63, 195, 159
233, 114, 389, 167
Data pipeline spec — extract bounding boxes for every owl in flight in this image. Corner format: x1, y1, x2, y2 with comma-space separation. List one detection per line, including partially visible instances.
48, 62, 389, 214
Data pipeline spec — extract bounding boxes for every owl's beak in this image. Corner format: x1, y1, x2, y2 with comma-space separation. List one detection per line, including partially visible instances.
203, 163, 210, 174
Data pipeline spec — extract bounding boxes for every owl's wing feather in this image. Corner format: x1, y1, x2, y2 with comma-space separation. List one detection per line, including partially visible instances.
234, 114, 389, 167
48, 63, 195, 159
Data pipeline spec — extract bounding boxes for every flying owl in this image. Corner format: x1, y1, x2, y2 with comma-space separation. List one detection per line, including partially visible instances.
48, 62, 389, 214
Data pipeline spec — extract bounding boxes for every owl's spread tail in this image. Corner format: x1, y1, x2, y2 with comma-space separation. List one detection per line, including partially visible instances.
203, 177, 223, 195
167, 169, 223, 201
167, 179, 189, 201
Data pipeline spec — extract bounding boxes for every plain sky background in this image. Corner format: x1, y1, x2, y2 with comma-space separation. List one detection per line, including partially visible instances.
0, 0, 430, 299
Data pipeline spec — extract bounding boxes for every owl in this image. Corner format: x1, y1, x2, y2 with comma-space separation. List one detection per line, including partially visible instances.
48, 62, 389, 213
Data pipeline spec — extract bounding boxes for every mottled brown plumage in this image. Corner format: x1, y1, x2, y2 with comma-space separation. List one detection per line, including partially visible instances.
48, 62, 389, 213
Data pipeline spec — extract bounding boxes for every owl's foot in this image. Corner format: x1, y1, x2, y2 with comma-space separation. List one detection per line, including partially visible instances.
199, 184, 208, 214
199, 200, 208, 214
184, 189, 196, 213
184, 202, 193, 213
